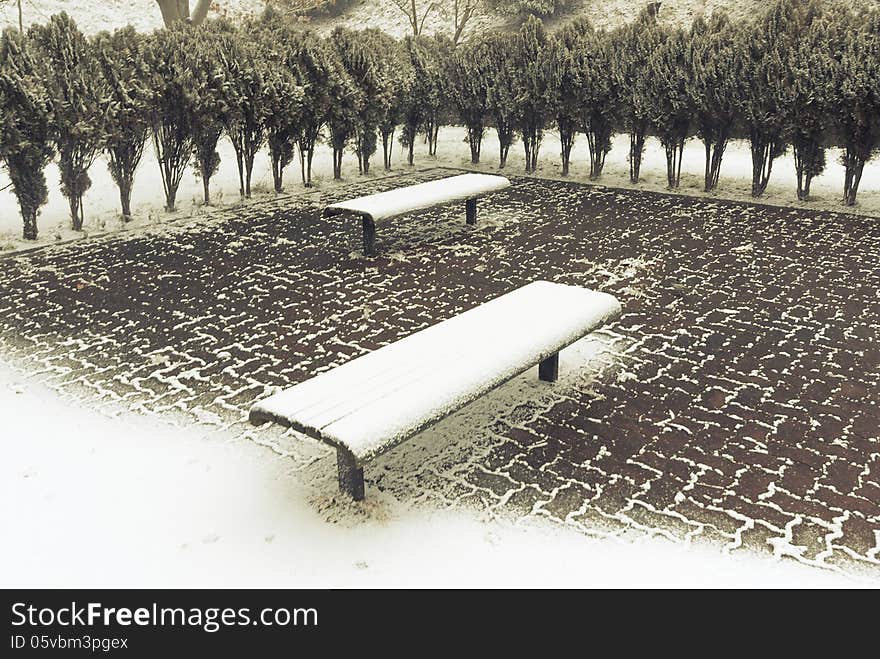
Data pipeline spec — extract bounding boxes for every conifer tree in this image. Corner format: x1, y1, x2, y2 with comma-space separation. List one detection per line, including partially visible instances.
645, 27, 693, 188
689, 13, 739, 192
512, 16, 552, 173
0, 27, 55, 240
31, 13, 105, 231
94, 27, 152, 219
787, 0, 832, 201
143, 26, 195, 212
610, 9, 664, 183
834, 6, 880, 206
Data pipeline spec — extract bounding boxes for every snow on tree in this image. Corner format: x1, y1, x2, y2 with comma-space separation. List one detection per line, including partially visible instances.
215, 24, 273, 199
734, 1, 797, 198
30, 13, 106, 232
330, 28, 399, 176
142, 25, 195, 212
482, 33, 518, 169
94, 27, 152, 219
834, 5, 880, 207
250, 14, 305, 194
787, 0, 834, 201
185, 21, 234, 205
557, 18, 615, 179
0, 27, 55, 240
644, 26, 693, 189
546, 23, 582, 176
610, 8, 664, 184
511, 15, 552, 173
447, 37, 491, 165
688, 12, 740, 193
376, 35, 412, 171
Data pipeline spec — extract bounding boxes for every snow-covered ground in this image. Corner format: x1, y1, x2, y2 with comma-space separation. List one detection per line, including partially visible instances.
0, 361, 875, 587
0, 0, 779, 42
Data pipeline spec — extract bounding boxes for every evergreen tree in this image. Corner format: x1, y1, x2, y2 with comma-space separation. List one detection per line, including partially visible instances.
399, 36, 445, 166
0, 28, 55, 240
787, 0, 832, 201
186, 21, 233, 205
610, 9, 664, 183
483, 33, 518, 169
645, 27, 693, 188
564, 19, 615, 179
834, 6, 880, 206
512, 16, 552, 173
143, 26, 195, 212
421, 35, 452, 158
689, 13, 740, 192
735, 2, 796, 197
281, 28, 349, 187
94, 27, 152, 219
331, 28, 396, 177
217, 26, 273, 198
547, 23, 584, 176
447, 37, 490, 165
259, 38, 305, 193
31, 13, 106, 231
377, 36, 411, 171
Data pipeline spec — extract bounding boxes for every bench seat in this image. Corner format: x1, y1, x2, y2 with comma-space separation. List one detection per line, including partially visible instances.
323, 173, 511, 255
249, 281, 622, 500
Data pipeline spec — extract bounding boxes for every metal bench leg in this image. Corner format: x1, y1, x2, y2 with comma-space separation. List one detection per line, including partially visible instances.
466, 198, 477, 225
539, 353, 559, 383
337, 449, 365, 501
362, 214, 376, 256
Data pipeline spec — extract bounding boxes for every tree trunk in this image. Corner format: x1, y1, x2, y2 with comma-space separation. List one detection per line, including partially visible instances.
586, 131, 606, 180
271, 152, 284, 193
166, 188, 177, 213
333, 147, 343, 180
234, 149, 245, 198
560, 127, 574, 177
382, 129, 394, 170
629, 130, 646, 184
69, 195, 84, 232
22, 209, 37, 241
703, 131, 727, 192
119, 184, 133, 220
467, 125, 482, 165
663, 138, 685, 189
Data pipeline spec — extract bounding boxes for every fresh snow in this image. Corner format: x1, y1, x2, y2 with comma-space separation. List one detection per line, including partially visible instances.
0, 361, 873, 588
250, 281, 622, 463
324, 173, 511, 222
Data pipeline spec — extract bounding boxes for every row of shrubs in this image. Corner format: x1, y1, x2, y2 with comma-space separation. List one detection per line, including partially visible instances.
0, 1, 878, 241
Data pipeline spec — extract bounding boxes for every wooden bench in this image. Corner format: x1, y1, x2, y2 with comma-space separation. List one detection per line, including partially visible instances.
323, 173, 511, 256
248, 281, 622, 500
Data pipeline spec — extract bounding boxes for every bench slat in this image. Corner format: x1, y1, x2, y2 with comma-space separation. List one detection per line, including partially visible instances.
250, 281, 621, 464
323, 173, 511, 222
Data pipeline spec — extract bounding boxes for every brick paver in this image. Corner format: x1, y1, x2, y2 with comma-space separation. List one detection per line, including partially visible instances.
1, 169, 878, 575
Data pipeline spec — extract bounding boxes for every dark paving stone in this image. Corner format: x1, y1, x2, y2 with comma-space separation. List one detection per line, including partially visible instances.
1, 168, 879, 575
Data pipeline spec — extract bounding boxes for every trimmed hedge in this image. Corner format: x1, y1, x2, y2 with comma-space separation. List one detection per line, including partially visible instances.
2, 1, 879, 240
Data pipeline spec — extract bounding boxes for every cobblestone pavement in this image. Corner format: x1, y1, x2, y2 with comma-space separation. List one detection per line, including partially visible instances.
1, 168, 878, 576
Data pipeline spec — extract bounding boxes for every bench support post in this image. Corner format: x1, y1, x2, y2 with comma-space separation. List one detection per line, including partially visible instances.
466, 198, 477, 225
539, 353, 559, 383
336, 449, 365, 501
362, 214, 376, 257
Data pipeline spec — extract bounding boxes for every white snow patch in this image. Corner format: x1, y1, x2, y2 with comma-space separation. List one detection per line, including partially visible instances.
1, 360, 875, 587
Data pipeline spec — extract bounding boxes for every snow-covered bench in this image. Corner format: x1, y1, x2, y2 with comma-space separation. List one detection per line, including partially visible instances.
323, 173, 511, 255
250, 281, 620, 500
249, 281, 621, 500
